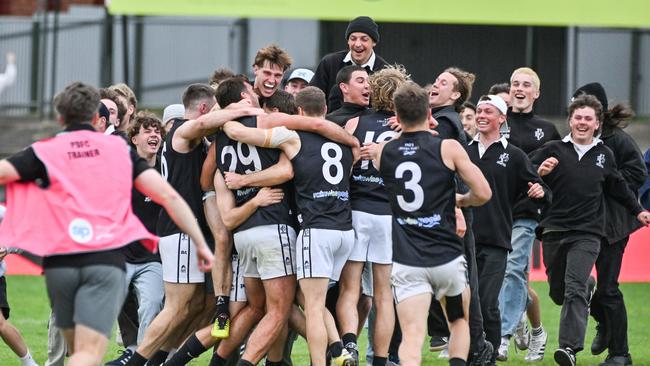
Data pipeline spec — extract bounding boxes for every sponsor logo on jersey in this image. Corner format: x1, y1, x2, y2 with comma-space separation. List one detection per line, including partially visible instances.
68, 218, 94, 243
396, 214, 441, 228
534, 128, 545, 141
398, 142, 419, 156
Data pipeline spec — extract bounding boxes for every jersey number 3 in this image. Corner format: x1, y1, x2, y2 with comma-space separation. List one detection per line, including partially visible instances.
395, 162, 424, 212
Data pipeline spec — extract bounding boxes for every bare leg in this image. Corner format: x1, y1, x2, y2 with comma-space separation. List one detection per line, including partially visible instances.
299, 278, 332, 366
337, 261, 364, 338
135, 282, 203, 357
64, 325, 110, 366
371, 263, 395, 359
441, 287, 471, 361
0, 313, 29, 357
241, 276, 296, 363
527, 285, 542, 328
396, 293, 431, 366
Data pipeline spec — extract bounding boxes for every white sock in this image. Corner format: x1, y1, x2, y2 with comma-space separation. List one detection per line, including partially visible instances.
20, 350, 39, 366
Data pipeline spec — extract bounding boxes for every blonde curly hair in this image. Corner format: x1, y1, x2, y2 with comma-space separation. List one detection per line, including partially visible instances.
369, 64, 410, 112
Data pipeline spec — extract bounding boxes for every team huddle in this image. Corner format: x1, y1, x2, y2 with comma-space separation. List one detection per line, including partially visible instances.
1, 15, 650, 366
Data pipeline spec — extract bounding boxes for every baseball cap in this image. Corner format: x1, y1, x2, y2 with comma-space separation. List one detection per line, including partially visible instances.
477, 95, 508, 115
287, 68, 314, 84
162, 104, 185, 124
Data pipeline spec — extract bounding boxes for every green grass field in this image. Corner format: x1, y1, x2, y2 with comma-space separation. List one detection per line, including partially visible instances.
2, 275, 649, 366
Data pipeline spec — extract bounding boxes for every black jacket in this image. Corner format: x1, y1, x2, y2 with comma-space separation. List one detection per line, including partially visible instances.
507, 110, 561, 221
530, 139, 644, 238
432, 105, 467, 145
467, 139, 550, 250
601, 127, 647, 243
326, 102, 370, 126
310, 50, 388, 113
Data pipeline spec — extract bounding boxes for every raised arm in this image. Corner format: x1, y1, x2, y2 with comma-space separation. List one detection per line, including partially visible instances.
134, 169, 214, 271
441, 139, 492, 207
173, 106, 264, 151
259, 113, 360, 149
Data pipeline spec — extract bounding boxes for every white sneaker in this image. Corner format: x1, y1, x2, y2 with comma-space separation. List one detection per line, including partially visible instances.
438, 347, 449, 359
497, 337, 509, 361
514, 313, 530, 351
525, 328, 548, 362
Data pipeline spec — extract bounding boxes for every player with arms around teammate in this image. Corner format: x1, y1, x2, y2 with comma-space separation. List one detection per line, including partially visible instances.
370, 82, 492, 366
221, 86, 361, 366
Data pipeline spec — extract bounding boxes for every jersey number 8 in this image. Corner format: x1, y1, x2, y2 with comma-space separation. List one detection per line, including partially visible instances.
321, 142, 344, 185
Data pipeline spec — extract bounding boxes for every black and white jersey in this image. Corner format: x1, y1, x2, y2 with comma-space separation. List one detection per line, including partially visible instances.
291, 131, 353, 230
156, 119, 210, 238
215, 116, 293, 232
379, 131, 462, 267
350, 109, 397, 215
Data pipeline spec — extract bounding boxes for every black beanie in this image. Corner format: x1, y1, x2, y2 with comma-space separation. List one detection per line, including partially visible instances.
345, 16, 379, 43
573, 82, 608, 112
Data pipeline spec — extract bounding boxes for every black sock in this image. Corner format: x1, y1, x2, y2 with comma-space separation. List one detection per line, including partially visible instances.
235, 360, 254, 366
341, 333, 357, 348
328, 341, 344, 357
449, 357, 466, 366
125, 351, 147, 366
215, 295, 230, 316
164, 335, 207, 365
209, 353, 228, 366
148, 350, 169, 366
373, 356, 387, 366
265, 360, 283, 366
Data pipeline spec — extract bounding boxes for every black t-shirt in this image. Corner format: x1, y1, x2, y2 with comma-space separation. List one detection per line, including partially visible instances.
350, 109, 396, 215
156, 119, 210, 238
214, 116, 294, 232
6, 123, 151, 269
379, 131, 462, 267
291, 131, 353, 230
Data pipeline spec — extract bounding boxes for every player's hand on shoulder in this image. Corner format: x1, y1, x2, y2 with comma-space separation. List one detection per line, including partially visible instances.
428, 115, 438, 130
360, 142, 379, 161
387, 116, 402, 132
254, 187, 284, 207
